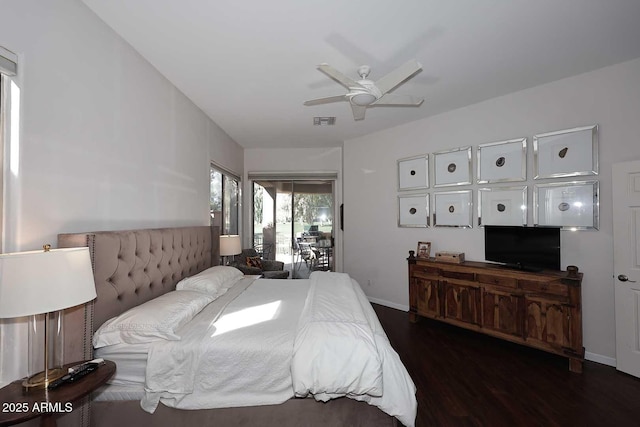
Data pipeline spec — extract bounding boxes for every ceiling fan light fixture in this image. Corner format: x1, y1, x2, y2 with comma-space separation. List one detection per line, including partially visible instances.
351, 93, 377, 106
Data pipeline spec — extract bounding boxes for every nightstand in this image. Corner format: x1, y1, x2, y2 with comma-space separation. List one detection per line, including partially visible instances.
0, 360, 115, 427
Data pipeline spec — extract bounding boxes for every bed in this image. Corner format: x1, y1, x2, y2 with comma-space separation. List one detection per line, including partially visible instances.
57, 225, 416, 427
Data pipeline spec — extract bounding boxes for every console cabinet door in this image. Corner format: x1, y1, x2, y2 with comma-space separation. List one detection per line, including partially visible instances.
443, 281, 480, 325
525, 296, 570, 349
416, 276, 440, 318
482, 289, 521, 336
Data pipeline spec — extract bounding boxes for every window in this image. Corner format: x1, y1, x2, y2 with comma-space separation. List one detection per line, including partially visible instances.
0, 45, 18, 249
0, 45, 17, 386
0, 74, 5, 246
0, 46, 20, 249
210, 164, 240, 235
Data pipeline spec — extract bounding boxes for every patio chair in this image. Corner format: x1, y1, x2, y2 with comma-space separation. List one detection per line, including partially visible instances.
230, 248, 287, 277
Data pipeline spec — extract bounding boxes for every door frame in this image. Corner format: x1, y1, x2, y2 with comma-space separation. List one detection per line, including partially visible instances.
250, 176, 337, 275
612, 159, 640, 378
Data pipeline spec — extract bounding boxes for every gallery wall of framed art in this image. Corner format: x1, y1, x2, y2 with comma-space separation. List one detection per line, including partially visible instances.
395, 124, 599, 230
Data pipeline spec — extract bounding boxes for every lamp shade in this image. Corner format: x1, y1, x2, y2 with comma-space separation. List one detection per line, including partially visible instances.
0, 247, 96, 318
219, 235, 241, 256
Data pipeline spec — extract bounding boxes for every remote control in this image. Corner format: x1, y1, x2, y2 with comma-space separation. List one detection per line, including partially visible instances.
66, 363, 98, 383
48, 363, 99, 390
68, 358, 104, 374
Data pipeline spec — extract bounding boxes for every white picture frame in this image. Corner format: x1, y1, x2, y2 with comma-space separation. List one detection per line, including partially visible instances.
398, 194, 429, 227
398, 154, 429, 191
478, 186, 527, 227
433, 146, 472, 187
533, 181, 599, 230
433, 190, 473, 228
477, 138, 527, 183
533, 125, 598, 179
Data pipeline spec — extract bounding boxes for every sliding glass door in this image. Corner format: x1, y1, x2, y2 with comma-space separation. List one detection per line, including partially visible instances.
253, 179, 333, 278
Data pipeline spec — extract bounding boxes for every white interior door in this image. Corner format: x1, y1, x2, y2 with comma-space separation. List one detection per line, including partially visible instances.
612, 159, 640, 377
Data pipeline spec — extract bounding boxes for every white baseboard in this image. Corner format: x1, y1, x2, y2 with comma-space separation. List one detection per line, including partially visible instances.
366, 297, 619, 369
367, 296, 409, 312
585, 351, 616, 367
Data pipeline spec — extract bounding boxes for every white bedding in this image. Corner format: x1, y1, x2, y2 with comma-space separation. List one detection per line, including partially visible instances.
102, 273, 416, 427
94, 342, 150, 386
141, 276, 310, 411
293, 272, 417, 427
292, 272, 383, 397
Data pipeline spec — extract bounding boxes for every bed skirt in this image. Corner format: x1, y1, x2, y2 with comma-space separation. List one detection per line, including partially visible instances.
90, 398, 398, 427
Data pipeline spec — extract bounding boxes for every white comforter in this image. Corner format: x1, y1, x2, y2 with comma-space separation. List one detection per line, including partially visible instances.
140, 273, 417, 427
141, 276, 308, 411
293, 272, 417, 427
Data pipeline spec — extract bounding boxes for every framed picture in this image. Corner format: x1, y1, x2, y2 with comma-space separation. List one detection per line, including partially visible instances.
416, 241, 431, 259
478, 186, 527, 227
433, 190, 473, 228
477, 138, 527, 183
398, 194, 429, 227
534, 125, 598, 179
398, 154, 429, 191
533, 181, 599, 230
433, 146, 472, 187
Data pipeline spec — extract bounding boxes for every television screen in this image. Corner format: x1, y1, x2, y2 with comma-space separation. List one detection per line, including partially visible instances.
484, 226, 561, 271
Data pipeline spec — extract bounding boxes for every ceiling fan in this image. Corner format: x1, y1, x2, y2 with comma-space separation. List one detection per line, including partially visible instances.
304, 59, 424, 121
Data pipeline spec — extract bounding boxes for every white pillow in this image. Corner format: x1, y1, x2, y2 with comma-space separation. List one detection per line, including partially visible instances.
93, 290, 213, 348
175, 265, 243, 297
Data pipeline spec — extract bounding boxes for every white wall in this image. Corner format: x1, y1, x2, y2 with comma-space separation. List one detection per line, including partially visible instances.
343, 57, 640, 364
0, 0, 243, 385
244, 147, 343, 270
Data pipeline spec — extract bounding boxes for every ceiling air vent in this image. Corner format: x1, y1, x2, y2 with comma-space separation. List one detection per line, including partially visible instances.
313, 116, 336, 126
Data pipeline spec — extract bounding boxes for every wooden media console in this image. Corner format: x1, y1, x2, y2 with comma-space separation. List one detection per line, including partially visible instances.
408, 255, 584, 372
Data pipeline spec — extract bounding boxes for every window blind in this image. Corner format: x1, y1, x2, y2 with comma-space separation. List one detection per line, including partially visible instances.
211, 161, 240, 182
0, 46, 17, 76
248, 171, 338, 181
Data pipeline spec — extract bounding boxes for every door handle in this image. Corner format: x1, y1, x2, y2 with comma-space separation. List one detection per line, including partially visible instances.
618, 274, 637, 283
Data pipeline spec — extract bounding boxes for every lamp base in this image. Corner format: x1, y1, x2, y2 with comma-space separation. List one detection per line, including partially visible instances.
22, 367, 66, 389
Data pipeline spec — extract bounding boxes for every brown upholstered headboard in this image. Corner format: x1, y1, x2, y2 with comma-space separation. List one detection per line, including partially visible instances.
58, 226, 220, 363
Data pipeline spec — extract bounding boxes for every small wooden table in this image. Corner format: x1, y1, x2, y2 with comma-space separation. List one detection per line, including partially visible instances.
0, 360, 115, 427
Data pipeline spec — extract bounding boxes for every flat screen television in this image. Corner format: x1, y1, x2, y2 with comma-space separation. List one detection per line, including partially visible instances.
484, 226, 561, 271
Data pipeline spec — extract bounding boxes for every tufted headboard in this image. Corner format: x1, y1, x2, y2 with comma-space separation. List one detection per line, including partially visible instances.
58, 225, 220, 363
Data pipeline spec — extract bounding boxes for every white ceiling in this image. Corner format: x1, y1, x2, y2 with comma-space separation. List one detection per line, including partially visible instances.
82, 0, 640, 149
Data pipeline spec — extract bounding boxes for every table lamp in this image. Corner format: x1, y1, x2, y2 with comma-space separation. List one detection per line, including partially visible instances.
0, 245, 96, 389
219, 234, 241, 265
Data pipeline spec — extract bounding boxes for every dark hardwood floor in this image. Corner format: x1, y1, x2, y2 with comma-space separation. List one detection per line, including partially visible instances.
373, 304, 640, 427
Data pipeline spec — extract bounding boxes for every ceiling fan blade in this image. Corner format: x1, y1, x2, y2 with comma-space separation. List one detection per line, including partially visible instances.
317, 63, 363, 90
374, 93, 424, 106
304, 95, 347, 106
351, 104, 367, 121
374, 59, 423, 95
